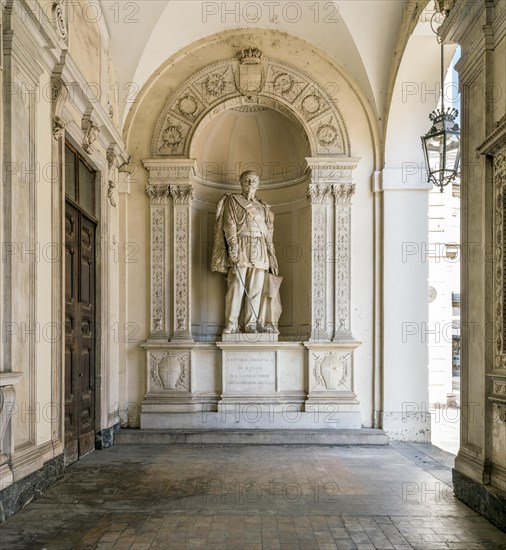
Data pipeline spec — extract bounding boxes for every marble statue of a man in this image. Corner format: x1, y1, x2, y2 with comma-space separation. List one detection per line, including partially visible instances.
211, 170, 281, 334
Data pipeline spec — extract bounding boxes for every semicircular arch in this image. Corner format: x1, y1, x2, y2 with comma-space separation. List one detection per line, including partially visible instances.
150, 53, 351, 159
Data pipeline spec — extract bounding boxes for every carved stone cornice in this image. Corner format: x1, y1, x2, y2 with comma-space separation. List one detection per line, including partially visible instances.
332, 183, 356, 206
170, 186, 195, 206
146, 185, 171, 205
305, 157, 360, 185
477, 114, 506, 157
142, 159, 197, 184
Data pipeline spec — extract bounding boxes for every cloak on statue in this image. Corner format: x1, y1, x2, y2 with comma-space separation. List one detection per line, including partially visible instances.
211, 194, 282, 330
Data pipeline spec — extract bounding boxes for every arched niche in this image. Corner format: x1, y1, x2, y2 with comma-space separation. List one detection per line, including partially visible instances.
142, 48, 361, 344
189, 103, 312, 341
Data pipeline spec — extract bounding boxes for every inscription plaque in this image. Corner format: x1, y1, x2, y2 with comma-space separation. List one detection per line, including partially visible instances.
224, 352, 276, 394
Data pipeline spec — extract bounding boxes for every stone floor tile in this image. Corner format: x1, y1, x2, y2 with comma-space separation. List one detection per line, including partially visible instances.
0, 444, 504, 550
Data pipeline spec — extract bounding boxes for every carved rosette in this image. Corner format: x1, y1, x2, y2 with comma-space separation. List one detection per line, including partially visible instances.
151, 54, 350, 158
149, 352, 190, 392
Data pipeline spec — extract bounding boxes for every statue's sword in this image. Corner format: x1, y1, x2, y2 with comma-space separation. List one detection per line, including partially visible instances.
233, 264, 260, 325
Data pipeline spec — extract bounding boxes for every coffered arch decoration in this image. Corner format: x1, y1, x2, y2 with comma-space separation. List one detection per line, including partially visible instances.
151, 49, 351, 159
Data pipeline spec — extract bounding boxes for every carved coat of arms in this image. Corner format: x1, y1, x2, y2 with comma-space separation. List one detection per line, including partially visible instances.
235, 47, 265, 97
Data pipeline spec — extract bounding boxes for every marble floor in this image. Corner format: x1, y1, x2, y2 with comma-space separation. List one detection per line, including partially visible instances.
1, 443, 505, 550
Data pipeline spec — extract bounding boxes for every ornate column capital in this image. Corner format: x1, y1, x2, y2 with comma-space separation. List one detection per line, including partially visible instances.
170, 185, 194, 205
146, 185, 171, 205
331, 183, 356, 206
307, 184, 331, 205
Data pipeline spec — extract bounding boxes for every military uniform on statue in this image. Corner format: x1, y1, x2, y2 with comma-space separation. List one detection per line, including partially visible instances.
211, 170, 282, 335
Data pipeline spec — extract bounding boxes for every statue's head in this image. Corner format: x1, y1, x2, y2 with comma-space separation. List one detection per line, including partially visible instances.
239, 170, 259, 199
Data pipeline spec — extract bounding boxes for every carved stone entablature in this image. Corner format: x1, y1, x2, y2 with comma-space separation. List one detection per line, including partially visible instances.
305, 157, 360, 184
170, 186, 195, 205
82, 118, 100, 153
143, 159, 197, 184
146, 185, 171, 205
332, 183, 356, 206
151, 55, 350, 158
149, 352, 190, 392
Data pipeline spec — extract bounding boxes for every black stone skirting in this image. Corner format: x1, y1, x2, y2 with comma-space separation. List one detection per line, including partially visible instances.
453, 469, 506, 533
0, 454, 65, 522
95, 422, 120, 450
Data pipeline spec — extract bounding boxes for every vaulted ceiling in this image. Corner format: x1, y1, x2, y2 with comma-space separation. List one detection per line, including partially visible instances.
99, 0, 432, 128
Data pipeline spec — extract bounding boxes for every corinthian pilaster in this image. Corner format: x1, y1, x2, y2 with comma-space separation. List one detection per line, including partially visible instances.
145, 184, 171, 339
170, 185, 194, 340
332, 183, 355, 340
143, 159, 196, 341
305, 157, 359, 342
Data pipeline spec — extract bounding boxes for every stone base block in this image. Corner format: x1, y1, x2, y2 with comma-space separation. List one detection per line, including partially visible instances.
115, 427, 388, 445
379, 411, 431, 442
140, 410, 362, 430
453, 469, 506, 533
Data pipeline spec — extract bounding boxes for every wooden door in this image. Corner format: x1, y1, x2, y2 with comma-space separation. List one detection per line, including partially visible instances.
64, 201, 96, 465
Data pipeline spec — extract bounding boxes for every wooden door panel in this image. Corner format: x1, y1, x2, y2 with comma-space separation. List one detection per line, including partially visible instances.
64, 202, 96, 464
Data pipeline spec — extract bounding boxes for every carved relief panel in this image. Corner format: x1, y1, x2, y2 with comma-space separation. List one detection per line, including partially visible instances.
149, 352, 190, 393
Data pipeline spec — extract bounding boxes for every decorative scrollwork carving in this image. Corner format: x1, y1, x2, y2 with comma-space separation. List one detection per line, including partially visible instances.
82, 118, 100, 153
53, 0, 67, 41
52, 116, 65, 141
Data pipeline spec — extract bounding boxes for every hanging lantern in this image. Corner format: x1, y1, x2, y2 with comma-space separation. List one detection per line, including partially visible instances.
421, 106, 461, 192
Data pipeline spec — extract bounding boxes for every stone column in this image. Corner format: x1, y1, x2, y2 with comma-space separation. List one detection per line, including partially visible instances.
170, 185, 195, 341
305, 157, 359, 341
379, 167, 431, 441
